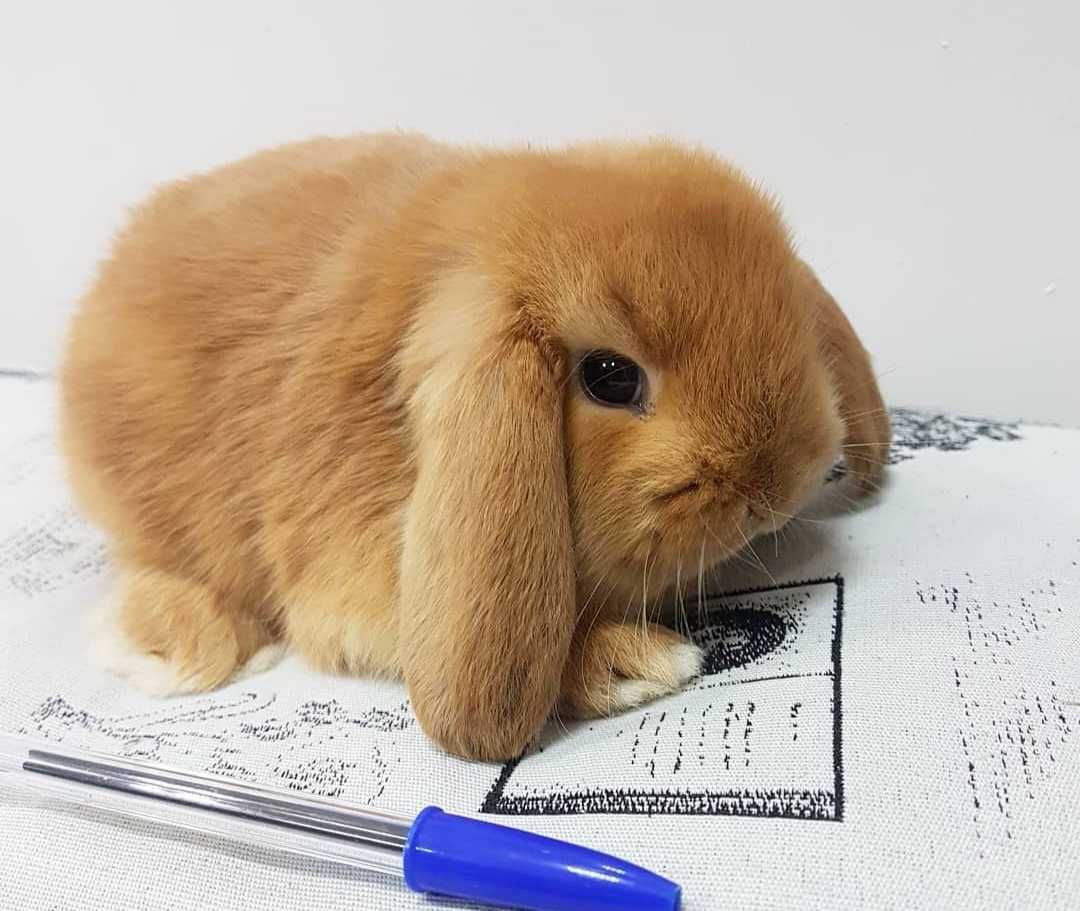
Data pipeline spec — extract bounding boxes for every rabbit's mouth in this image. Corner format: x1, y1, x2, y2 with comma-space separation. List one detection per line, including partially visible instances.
582, 462, 827, 607
584, 513, 764, 605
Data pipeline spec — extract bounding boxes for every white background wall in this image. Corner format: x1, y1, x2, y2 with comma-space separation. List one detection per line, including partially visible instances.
3, 1, 1076, 424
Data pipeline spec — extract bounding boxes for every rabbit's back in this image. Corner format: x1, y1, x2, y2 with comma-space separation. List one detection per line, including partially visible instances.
61, 133, 448, 606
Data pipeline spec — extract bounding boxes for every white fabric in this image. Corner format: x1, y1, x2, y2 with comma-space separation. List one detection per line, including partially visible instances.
1, 376, 1078, 910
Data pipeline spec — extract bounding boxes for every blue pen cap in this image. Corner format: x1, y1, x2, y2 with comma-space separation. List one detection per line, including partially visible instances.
403, 806, 681, 911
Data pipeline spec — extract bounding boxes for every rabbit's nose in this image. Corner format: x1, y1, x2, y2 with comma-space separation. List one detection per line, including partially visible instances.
747, 502, 769, 520
732, 452, 778, 503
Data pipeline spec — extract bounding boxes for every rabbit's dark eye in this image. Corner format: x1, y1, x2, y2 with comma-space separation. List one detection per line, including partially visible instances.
579, 350, 644, 409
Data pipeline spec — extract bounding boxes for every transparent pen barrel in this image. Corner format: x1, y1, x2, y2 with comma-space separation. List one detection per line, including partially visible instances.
0, 735, 410, 878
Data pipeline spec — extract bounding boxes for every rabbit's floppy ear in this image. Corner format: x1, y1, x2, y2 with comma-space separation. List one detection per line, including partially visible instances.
398, 273, 576, 761
797, 260, 891, 492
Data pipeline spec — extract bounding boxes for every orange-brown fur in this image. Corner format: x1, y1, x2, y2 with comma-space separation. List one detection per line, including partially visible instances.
61, 132, 889, 760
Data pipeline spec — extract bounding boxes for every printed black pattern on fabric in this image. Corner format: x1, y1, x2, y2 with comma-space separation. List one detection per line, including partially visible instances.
483, 577, 845, 821
20, 694, 415, 800
917, 555, 1079, 847
827, 407, 1022, 481
887, 408, 1022, 463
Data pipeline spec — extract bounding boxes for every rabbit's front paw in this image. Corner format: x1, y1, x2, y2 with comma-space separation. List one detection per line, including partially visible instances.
559, 620, 702, 718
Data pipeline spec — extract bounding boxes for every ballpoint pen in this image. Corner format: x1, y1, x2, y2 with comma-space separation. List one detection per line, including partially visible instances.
0, 733, 680, 911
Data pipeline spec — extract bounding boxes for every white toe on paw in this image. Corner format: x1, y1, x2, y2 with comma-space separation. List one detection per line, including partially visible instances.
88, 597, 194, 697
238, 643, 287, 677
609, 641, 704, 711
668, 642, 704, 684
612, 679, 672, 710
115, 653, 199, 697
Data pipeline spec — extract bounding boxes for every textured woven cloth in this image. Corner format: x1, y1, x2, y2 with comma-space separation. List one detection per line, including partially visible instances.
1, 376, 1078, 910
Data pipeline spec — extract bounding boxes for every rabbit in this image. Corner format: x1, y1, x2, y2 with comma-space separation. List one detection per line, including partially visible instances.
60, 132, 890, 761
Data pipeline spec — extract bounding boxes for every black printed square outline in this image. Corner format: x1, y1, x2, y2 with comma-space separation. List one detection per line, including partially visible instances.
481, 575, 844, 822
